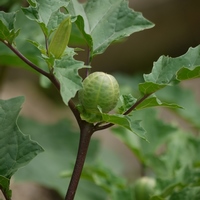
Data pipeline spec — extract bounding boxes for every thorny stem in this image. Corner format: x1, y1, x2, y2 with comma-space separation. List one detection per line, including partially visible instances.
65, 122, 95, 200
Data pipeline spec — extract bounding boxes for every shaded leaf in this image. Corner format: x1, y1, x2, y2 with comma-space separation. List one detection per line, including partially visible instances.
53, 55, 89, 105
0, 176, 11, 200
118, 94, 182, 114
0, 96, 43, 178
0, 11, 20, 43
118, 94, 137, 113
136, 95, 182, 110
67, 0, 154, 56
101, 112, 147, 140
176, 66, 200, 80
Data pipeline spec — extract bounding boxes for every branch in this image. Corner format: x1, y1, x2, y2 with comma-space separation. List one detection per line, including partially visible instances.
1, 40, 83, 129
94, 93, 152, 131
2, 40, 50, 78
0, 187, 11, 200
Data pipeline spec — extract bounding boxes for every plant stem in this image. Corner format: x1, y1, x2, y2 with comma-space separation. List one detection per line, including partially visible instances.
2, 41, 50, 77
0, 187, 11, 200
1, 40, 83, 128
95, 93, 152, 131
65, 122, 94, 200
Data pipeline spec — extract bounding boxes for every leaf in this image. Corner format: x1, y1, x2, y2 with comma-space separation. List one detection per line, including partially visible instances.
0, 11, 20, 43
22, 0, 70, 36
169, 187, 200, 200
139, 45, 200, 94
118, 94, 182, 113
53, 55, 89, 105
100, 112, 147, 141
136, 95, 182, 110
176, 66, 200, 80
0, 97, 43, 198
118, 94, 137, 113
0, 96, 43, 178
14, 117, 106, 200
0, 176, 11, 199
67, 0, 154, 56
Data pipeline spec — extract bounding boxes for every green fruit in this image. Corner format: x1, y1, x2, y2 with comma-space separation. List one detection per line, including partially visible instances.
79, 72, 120, 114
134, 177, 156, 200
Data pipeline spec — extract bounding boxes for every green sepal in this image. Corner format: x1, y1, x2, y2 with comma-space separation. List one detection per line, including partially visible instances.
48, 17, 72, 59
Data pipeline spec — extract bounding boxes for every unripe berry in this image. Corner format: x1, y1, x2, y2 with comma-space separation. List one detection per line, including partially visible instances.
79, 72, 120, 114
134, 177, 156, 200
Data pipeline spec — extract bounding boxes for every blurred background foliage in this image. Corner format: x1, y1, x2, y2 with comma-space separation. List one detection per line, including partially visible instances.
1, 0, 200, 200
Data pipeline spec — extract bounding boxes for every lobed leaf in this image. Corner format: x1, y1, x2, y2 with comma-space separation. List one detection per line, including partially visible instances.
0, 97, 43, 197
139, 45, 200, 94
67, 0, 154, 56
100, 112, 147, 141
0, 11, 20, 43
22, 0, 70, 36
0, 97, 43, 178
118, 93, 182, 113
53, 55, 89, 105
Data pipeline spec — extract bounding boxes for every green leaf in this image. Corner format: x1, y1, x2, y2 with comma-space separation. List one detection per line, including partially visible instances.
0, 97, 43, 177
22, 0, 70, 36
136, 95, 182, 110
118, 94, 182, 113
176, 66, 200, 80
0, 97, 43, 199
118, 94, 137, 113
67, 0, 154, 56
101, 112, 147, 141
139, 45, 200, 94
0, 97, 43, 178
53, 55, 89, 105
170, 187, 200, 200
0, 176, 11, 199
0, 11, 20, 43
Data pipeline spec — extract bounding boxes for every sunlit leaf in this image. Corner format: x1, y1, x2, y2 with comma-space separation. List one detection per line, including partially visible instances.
139, 46, 200, 94
67, 0, 154, 56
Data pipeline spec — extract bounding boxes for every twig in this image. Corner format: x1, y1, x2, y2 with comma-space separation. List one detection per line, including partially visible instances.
94, 93, 152, 131
2, 40, 50, 78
